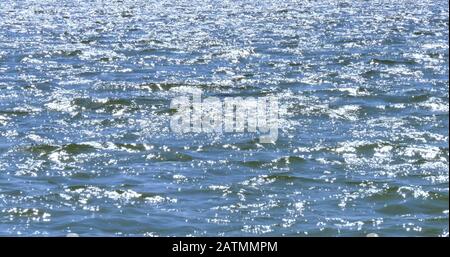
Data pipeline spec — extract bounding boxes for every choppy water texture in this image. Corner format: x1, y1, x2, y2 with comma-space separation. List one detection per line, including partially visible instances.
0, 0, 448, 236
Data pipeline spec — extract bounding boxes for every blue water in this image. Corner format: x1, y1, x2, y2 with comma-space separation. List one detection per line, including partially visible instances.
0, 0, 448, 236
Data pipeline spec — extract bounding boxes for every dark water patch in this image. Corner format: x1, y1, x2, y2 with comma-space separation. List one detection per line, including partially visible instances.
371, 58, 417, 66
25, 144, 59, 155
0, 109, 34, 116
150, 151, 194, 162
63, 143, 97, 154
376, 203, 412, 216
266, 173, 299, 182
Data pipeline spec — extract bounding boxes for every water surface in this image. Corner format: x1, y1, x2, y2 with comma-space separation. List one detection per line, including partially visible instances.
0, 0, 448, 236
